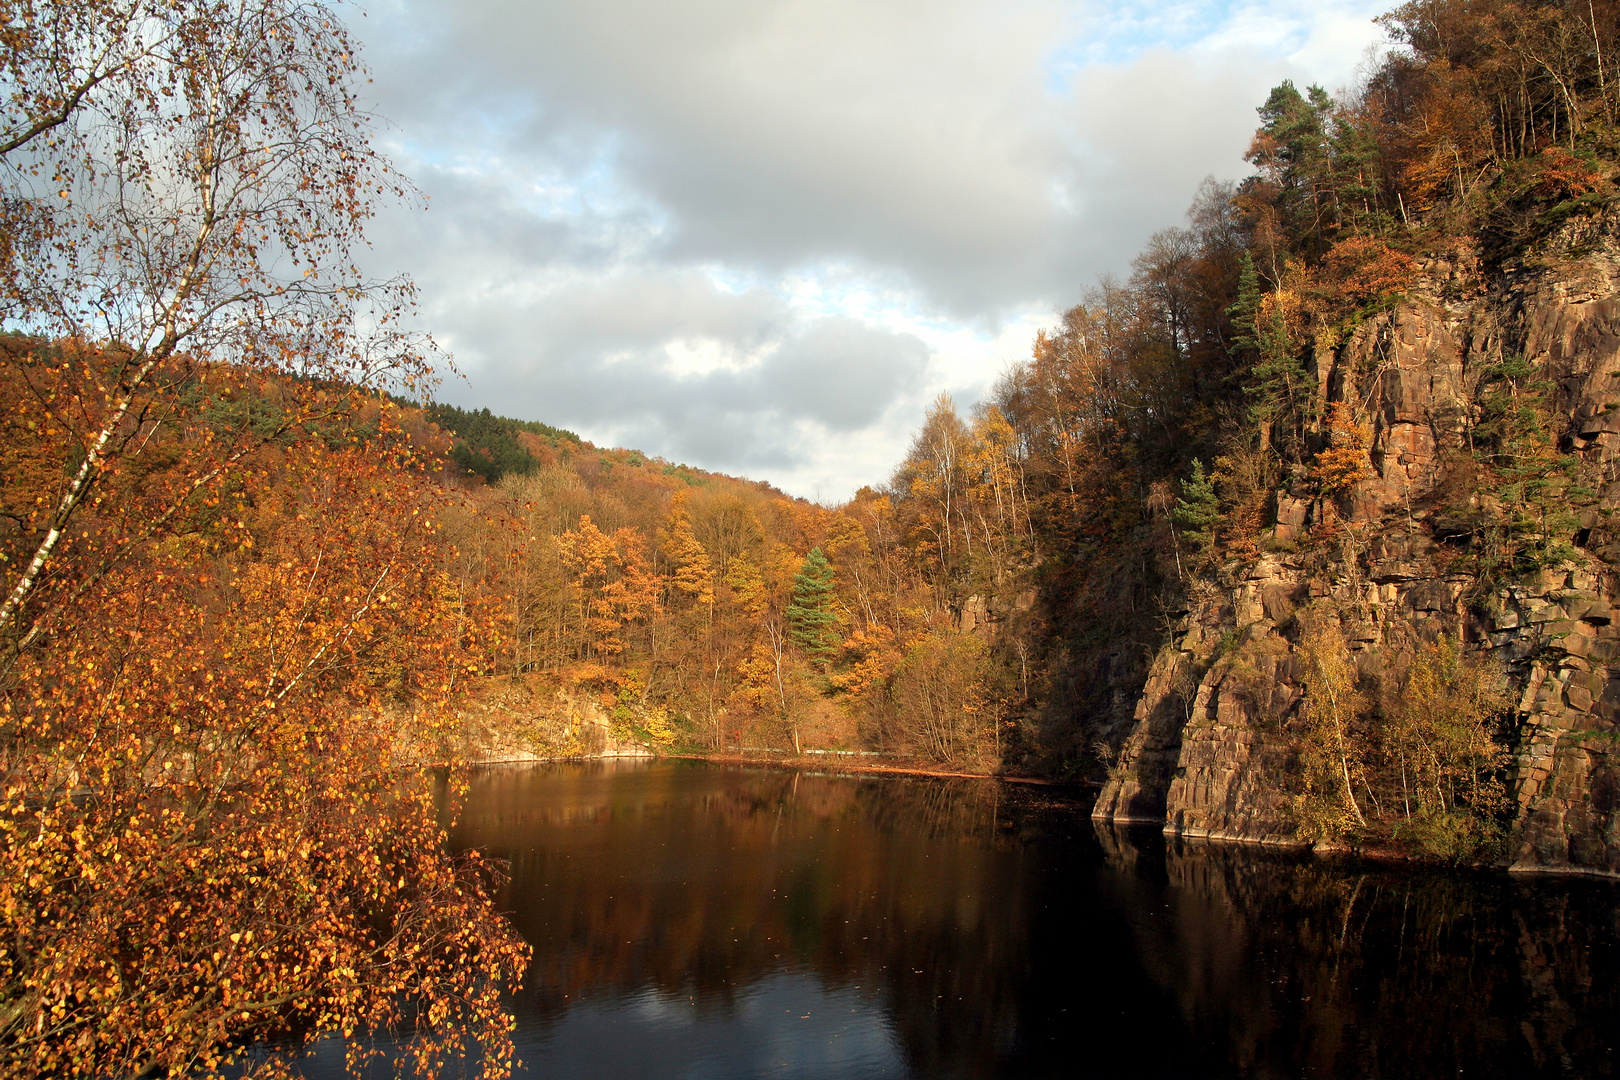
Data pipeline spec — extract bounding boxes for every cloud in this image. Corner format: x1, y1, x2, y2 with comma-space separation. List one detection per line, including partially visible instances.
369, 0, 1076, 311
423, 269, 928, 474
354, 0, 1394, 498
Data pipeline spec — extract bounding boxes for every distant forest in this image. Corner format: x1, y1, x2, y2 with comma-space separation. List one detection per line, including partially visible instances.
417, 402, 578, 483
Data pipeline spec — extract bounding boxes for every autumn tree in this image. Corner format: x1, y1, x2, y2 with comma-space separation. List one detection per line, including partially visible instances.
0, 4, 526, 1077
658, 491, 715, 607
888, 633, 997, 766
894, 394, 972, 583
1378, 637, 1511, 855
555, 515, 660, 659
0, 409, 530, 1079
961, 405, 1031, 588
1293, 610, 1370, 837
1311, 401, 1374, 497
0, 0, 436, 653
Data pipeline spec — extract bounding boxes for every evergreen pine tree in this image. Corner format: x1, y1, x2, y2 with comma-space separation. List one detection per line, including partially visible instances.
1229, 251, 1263, 358
1248, 80, 1337, 252
1173, 459, 1220, 558
1229, 252, 1313, 460
786, 548, 839, 662
1248, 298, 1313, 459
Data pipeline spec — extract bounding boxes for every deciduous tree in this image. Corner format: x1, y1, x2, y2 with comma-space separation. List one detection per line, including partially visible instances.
0, 4, 526, 1076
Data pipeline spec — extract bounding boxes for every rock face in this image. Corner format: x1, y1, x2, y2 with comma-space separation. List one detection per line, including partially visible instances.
460, 685, 656, 763
1093, 208, 1620, 876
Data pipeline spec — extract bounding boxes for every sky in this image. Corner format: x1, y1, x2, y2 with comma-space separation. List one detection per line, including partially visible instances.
354, 0, 1393, 501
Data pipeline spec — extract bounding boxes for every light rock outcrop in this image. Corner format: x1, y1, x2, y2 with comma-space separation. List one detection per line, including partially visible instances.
460, 685, 656, 763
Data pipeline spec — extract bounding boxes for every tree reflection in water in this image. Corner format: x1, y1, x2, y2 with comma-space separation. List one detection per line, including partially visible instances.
452, 761, 1034, 1079
311, 760, 1620, 1078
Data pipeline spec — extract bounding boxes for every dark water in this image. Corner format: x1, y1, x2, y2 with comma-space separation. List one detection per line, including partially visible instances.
305, 759, 1620, 1079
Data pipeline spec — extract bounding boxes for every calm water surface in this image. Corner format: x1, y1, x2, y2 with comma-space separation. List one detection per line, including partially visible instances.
309, 759, 1620, 1078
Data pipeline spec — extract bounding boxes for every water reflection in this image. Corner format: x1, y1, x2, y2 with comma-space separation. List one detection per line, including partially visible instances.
454, 761, 1036, 1079
301, 760, 1620, 1078
1096, 827, 1620, 1079
512, 974, 905, 1080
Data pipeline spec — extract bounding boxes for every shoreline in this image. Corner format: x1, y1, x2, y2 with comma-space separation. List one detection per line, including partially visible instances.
463, 753, 1620, 878
664, 751, 1085, 787
470, 747, 1088, 789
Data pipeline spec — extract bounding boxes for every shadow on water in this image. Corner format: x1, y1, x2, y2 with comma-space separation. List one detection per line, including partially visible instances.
293, 759, 1620, 1079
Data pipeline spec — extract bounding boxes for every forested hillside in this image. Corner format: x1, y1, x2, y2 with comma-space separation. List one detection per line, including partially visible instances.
428, 0, 1620, 859
376, 394, 1027, 768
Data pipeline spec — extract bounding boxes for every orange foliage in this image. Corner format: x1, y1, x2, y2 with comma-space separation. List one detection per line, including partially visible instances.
1533, 147, 1607, 200
657, 491, 714, 606
0, 3, 535, 1071
1318, 236, 1417, 309
1311, 402, 1374, 495
553, 515, 664, 659
829, 625, 902, 700
0, 417, 529, 1077
1391, 60, 1494, 210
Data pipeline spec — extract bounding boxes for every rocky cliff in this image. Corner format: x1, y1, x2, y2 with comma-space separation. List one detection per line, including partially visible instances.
1093, 207, 1620, 876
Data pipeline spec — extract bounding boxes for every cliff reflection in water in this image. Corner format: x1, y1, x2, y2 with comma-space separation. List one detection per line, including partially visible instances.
447, 760, 1620, 1079
1093, 825, 1620, 1078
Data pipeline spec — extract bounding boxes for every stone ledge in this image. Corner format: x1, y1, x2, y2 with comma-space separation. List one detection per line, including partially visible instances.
1507, 861, 1620, 880
1164, 823, 1309, 848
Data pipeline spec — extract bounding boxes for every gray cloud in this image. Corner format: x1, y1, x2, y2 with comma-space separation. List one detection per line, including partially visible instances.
424, 270, 928, 473
354, 0, 1388, 496
759, 320, 927, 430
370, 0, 1076, 311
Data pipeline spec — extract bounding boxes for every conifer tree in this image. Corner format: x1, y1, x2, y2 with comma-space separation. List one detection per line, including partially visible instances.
1329, 107, 1391, 236
1247, 80, 1337, 254
1230, 252, 1313, 460
786, 547, 839, 662
1228, 251, 1263, 357
1173, 459, 1220, 558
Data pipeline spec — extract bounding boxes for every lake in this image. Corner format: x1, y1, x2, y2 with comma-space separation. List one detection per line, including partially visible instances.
302, 758, 1620, 1078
